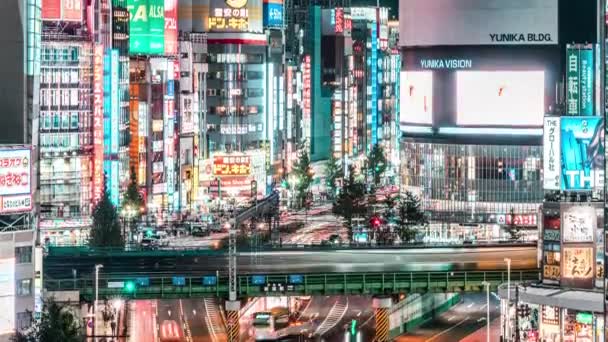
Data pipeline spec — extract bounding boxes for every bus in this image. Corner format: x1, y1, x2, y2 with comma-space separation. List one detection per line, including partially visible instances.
159, 320, 184, 342
252, 307, 290, 341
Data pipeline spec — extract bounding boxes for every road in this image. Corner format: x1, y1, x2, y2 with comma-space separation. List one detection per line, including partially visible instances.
45, 246, 536, 279
395, 293, 500, 342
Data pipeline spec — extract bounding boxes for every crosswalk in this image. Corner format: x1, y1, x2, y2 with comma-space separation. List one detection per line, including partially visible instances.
314, 297, 349, 337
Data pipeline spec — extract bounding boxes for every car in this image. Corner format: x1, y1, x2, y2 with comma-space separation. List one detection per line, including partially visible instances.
140, 238, 157, 249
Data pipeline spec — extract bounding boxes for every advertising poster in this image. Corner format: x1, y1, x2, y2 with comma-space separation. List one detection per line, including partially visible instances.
543, 117, 560, 190
42, 0, 83, 22
263, 0, 283, 28
561, 205, 595, 243
560, 117, 604, 190
164, 0, 178, 55
566, 45, 594, 116
540, 305, 560, 342
400, 71, 433, 126
128, 0, 165, 55
561, 247, 594, 289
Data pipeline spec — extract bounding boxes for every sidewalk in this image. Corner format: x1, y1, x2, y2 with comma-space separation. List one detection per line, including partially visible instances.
459, 318, 501, 342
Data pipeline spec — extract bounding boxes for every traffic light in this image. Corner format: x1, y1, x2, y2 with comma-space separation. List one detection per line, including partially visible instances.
370, 216, 381, 228
124, 281, 136, 293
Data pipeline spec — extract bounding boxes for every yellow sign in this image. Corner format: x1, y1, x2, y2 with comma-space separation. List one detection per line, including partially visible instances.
562, 247, 593, 279
226, 0, 247, 8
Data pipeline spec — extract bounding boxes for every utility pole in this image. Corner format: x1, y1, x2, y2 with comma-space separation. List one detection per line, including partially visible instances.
226, 216, 240, 341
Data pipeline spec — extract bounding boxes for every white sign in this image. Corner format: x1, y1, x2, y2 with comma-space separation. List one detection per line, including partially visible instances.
562, 205, 595, 243
543, 117, 561, 190
399, 0, 558, 46
1, 194, 32, 214
400, 71, 433, 125
0, 148, 31, 196
107, 281, 124, 288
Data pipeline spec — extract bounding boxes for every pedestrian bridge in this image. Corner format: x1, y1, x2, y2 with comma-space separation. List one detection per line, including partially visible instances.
45, 270, 539, 301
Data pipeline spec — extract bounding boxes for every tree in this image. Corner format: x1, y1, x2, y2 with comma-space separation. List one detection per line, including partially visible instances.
396, 191, 427, 243
333, 165, 367, 240
292, 148, 314, 208
89, 176, 124, 248
13, 298, 83, 342
324, 154, 343, 199
366, 144, 388, 189
504, 207, 522, 241
122, 167, 143, 215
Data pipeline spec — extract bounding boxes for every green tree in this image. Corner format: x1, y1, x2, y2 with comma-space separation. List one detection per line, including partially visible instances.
396, 191, 427, 243
366, 144, 388, 189
122, 167, 143, 215
324, 154, 343, 199
89, 177, 124, 248
12, 298, 83, 342
292, 148, 314, 208
333, 165, 367, 240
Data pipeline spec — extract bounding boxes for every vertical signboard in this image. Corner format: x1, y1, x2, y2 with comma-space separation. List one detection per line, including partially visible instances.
164, 0, 178, 55
128, 0, 165, 55
543, 117, 561, 190
93, 44, 104, 203
302, 55, 311, 144
561, 203, 597, 289
566, 45, 595, 116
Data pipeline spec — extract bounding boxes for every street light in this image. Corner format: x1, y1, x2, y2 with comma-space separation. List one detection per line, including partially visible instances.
94, 264, 103, 324
504, 257, 512, 340
482, 281, 491, 342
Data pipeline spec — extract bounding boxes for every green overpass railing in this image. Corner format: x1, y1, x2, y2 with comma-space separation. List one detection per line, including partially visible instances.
44, 269, 540, 301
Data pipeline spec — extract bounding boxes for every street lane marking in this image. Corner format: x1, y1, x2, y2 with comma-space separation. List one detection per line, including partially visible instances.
425, 316, 470, 342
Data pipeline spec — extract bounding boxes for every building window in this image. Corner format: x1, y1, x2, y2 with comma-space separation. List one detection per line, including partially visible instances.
15, 246, 32, 264
16, 279, 32, 296
16, 312, 32, 331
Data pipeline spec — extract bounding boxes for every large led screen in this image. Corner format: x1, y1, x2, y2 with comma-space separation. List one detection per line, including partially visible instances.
456, 71, 545, 127
399, 71, 433, 125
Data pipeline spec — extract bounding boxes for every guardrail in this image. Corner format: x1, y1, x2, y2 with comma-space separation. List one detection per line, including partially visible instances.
44, 269, 540, 300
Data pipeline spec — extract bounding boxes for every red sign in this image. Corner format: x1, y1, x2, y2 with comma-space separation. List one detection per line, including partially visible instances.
335, 8, 344, 33
302, 55, 311, 120
506, 214, 537, 227
92, 44, 104, 203
164, 0, 178, 55
42, 0, 82, 22
213, 156, 251, 176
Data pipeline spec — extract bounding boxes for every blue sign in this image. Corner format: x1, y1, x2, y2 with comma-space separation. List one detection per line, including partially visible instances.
172, 276, 186, 286
560, 117, 604, 190
251, 275, 266, 285
167, 80, 175, 98
288, 275, 304, 284
202, 276, 217, 286
135, 277, 150, 286
263, 3, 283, 28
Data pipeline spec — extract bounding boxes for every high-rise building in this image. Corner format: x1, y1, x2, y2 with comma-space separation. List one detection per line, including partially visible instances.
399, 0, 558, 242
0, 0, 41, 339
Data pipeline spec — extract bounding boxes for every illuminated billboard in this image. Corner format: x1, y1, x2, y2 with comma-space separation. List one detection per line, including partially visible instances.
543, 117, 561, 190
164, 0, 178, 55
399, 71, 433, 126
456, 71, 544, 127
566, 45, 594, 116
128, 0, 165, 55
560, 117, 604, 191
562, 247, 594, 289
208, 0, 263, 33
263, 1, 283, 28
561, 205, 595, 243
399, 0, 558, 46
92, 44, 104, 203
0, 148, 32, 214
42, 0, 83, 22
213, 155, 251, 176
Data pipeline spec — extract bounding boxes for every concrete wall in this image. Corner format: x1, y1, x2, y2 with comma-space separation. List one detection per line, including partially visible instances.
389, 292, 461, 339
